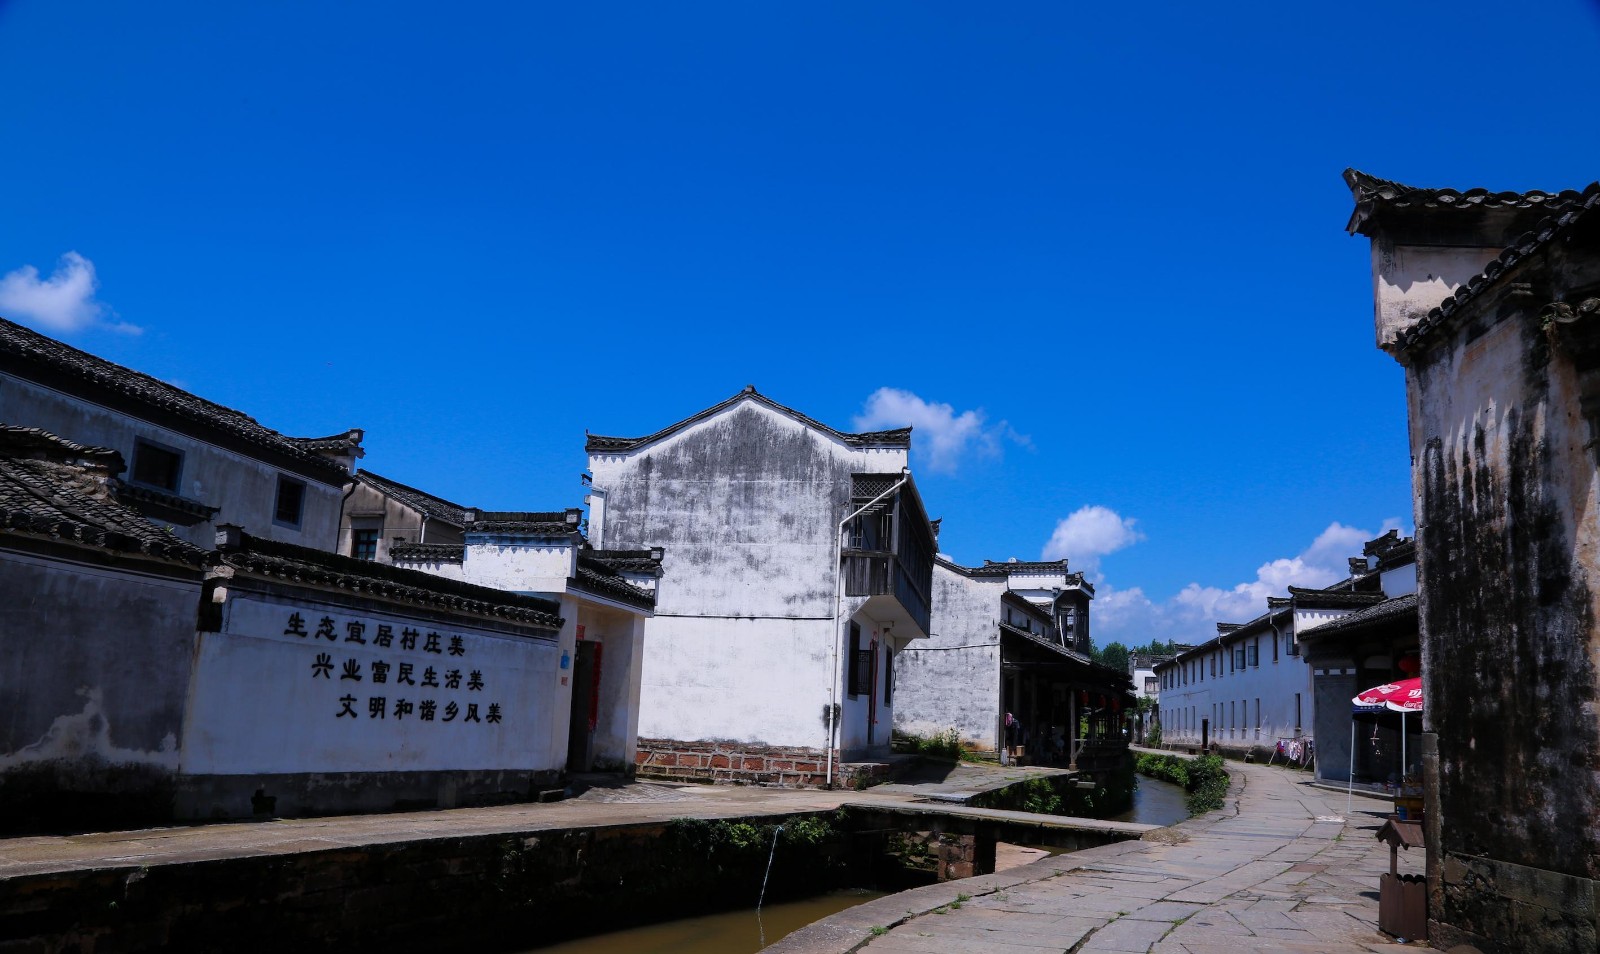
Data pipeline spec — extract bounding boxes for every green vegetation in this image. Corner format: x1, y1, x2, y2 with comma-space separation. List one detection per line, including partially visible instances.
666, 813, 836, 860
1091, 639, 1180, 673
1134, 753, 1229, 815
1144, 719, 1163, 747
892, 728, 964, 760
870, 926, 889, 937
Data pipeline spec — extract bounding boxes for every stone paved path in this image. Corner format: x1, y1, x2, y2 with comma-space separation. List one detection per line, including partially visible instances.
767, 758, 1423, 954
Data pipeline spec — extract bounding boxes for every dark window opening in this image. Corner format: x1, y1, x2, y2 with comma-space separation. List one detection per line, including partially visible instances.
131, 440, 182, 492
883, 647, 894, 706
275, 476, 306, 528
847, 622, 864, 698
352, 529, 380, 561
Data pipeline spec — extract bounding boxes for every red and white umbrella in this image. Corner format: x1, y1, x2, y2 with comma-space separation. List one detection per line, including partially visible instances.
1352, 676, 1423, 713
1347, 675, 1424, 814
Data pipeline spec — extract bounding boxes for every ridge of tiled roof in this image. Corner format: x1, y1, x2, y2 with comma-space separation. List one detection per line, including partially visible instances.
0, 317, 355, 482
584, 385, 913, 454
215, 527, 563, 628
0, 425, 209, 566
1344, 169, 1590, 235
356, 470, 471, 526
1298, 593, 1418, 641
1394, 185, 1600, 354
1286, 587, 1389, 608
1375, 538, 1417, 572
570, 557, 656, 610
290, 430, 365, 453
464, 509, 583, 536
583, 548, 665, 575
389, 542, 466, 564
934, 554, 1092, 591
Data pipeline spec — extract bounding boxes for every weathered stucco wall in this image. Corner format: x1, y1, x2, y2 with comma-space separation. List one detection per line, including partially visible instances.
590, 399, 908, 755
179, 582, 563, 818
0, 549, 200, 831
1370, 241, 1501, 351
0, 378, 342, 550
894, 563, 1003, 749
1407, 294, 1600, 950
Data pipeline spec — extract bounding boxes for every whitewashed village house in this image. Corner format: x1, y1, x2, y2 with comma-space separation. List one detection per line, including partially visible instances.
895, 556, 1131, 762
0, 319, 639, 827
386, 507, 662, 775
1294, 531, 1418, 788
339, 470, 468, 562
1345, 170, 1600, 950
1154, 536, 1416, 764
0, 316, 362, 551
584, 386, 936, 787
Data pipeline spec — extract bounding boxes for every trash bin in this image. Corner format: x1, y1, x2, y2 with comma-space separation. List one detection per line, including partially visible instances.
1375, 816, 1427, 941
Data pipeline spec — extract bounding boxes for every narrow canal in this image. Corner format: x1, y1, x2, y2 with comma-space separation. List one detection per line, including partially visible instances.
1112, 774, 1189, 826
517, 776, 1191, 954
517, 889, 886, 954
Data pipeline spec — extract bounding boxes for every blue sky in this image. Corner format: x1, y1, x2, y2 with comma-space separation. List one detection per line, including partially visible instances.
4, 1, 1599, 647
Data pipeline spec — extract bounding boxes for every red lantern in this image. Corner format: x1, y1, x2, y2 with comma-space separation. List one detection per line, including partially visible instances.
1397, 653, 1421, 675
1079, 690, 1088, 705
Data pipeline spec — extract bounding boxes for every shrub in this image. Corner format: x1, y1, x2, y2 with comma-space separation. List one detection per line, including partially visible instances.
1134, 752, 1229, 816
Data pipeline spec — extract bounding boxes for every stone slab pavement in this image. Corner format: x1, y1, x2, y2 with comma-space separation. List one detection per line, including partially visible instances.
767, 758, 1424, 954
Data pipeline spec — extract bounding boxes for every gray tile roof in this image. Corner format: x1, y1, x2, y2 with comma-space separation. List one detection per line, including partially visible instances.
585, 385, 912, 453
0, 425, 209, 566
388, 542, 466, 564
0, 317, 355, 482
1344, 169, 1589, 236
1297, 593, 1417, 641
570, 556, 657, 610
583, 548, 665, 576
1394, 186, 1600, 353
356, 470, 470, 526
215, 528, 563, 629
464, 510, 582, 536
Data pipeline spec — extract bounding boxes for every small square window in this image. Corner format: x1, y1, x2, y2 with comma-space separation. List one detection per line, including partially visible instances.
352, 529, 380, 561
274, 476, 306, 528
131, 440, 183, 492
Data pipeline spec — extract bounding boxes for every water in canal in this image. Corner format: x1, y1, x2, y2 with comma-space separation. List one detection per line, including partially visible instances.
1111, 775, 1189, 826
516, 778, 1187, 953
516, 889, 886, 954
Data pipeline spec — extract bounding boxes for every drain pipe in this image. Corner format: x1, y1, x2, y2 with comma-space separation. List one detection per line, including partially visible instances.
826, 468, 910, 789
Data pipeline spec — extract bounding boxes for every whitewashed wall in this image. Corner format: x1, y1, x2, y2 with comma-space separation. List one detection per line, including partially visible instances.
183, 592, 561, 775
1157, 622, 1322, 749
591, 398, 909, 754
2, 378, 343, 550
894, 562, 1004, 750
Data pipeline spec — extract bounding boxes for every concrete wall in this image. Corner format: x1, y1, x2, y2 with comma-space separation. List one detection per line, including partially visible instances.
1, 377, 343, 550
0, 548, 201, 831
590, 398, 908, 758
894, 563, 1003, 750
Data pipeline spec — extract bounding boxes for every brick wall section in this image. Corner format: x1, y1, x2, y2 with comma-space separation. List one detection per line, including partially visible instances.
635, 739, 899, 789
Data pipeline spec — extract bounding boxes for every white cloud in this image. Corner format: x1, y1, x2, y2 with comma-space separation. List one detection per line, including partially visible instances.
853, 387, 1025, 474
1041, 505, 1144, 569
1091, 518, 1407, 649
0, 252, 132, 334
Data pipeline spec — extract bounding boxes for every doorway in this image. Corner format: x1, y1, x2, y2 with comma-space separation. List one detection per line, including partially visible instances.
567, 640, 602, 773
